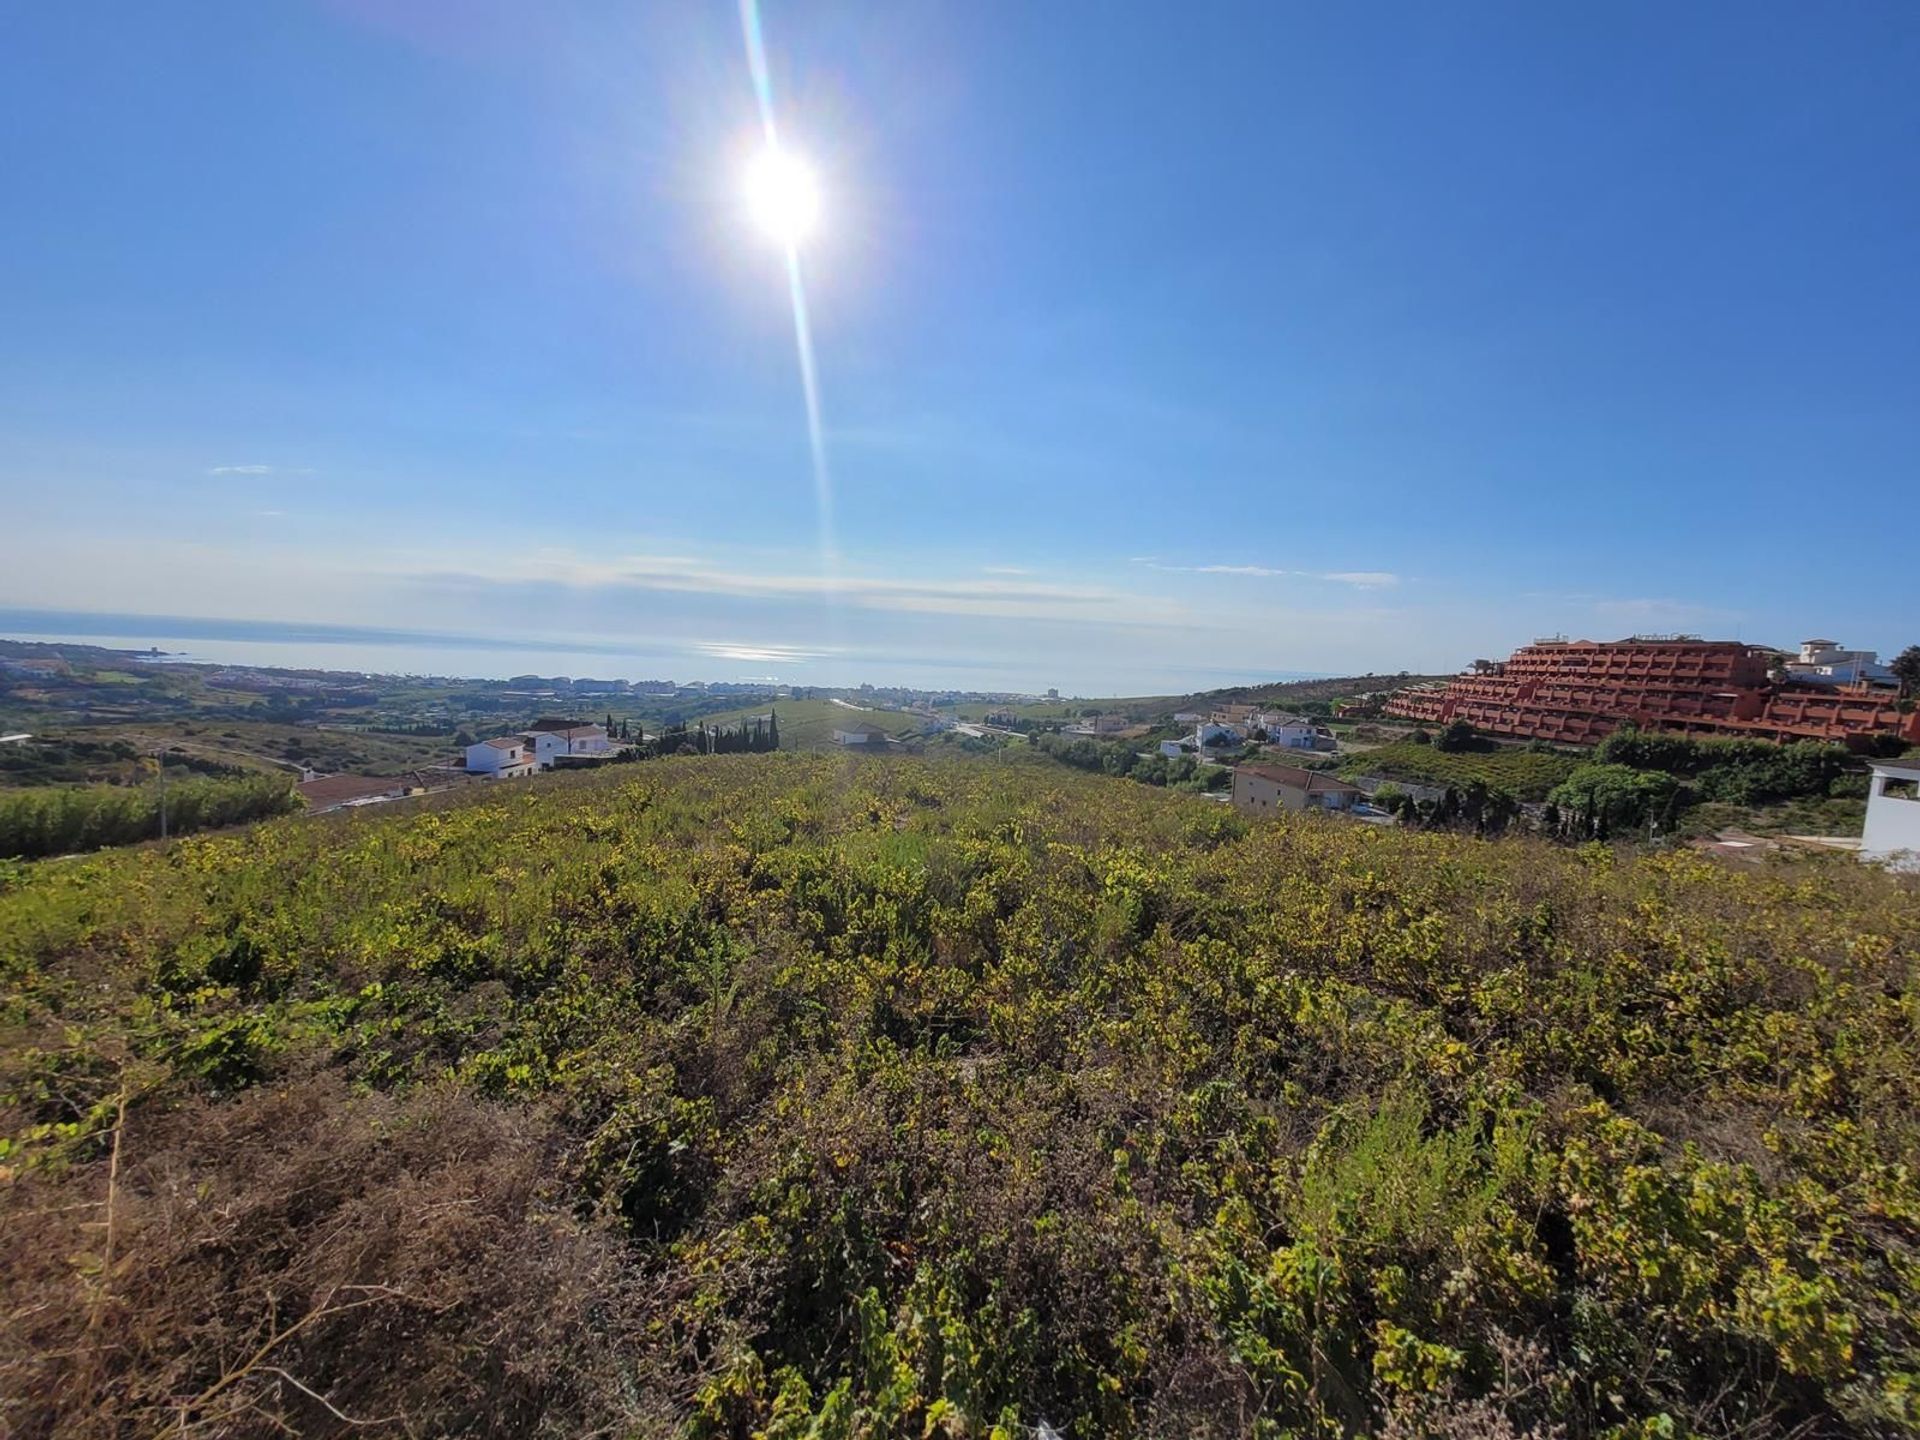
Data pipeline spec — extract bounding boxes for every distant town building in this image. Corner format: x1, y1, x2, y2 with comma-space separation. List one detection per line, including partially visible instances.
1388, 637, 1920, 748
1861, 759, 1920, 872
1784, 639, 1896, 688
1231, 763, 1363, 816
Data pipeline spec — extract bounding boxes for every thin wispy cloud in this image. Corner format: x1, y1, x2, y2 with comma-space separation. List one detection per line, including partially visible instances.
1133, 558, 1400, 589
1320, 572, 1402, 589
1590, 597, 1743, 628
693, 640, 835, 665
405, 550, 1190, 627
1523, 591, 1743, 630
207, 464, 312, 477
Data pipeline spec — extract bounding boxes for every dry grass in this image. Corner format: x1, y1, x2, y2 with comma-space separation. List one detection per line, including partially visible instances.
0, 1078, 659, 1439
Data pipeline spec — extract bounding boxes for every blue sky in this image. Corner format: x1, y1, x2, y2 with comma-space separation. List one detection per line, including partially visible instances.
1, 2, 1915, 691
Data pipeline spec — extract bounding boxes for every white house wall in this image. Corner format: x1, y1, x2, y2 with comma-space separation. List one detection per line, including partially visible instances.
1862, 769, 1920, 872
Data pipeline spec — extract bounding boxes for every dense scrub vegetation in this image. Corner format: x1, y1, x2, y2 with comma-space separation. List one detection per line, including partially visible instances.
1593, 729, 1859, 805
1339, 739, 1581, 801
0, 772, 299, 859
0, 736, 249, 789
1351, 729, 1873, 837
1026, 730, 1227, 790
2, 755, 1918, 1437
1178, 673, 1450, 713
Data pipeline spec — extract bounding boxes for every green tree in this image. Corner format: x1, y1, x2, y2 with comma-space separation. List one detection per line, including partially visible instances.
1892, 644, 1920, 699
1548, 763, 1679, 837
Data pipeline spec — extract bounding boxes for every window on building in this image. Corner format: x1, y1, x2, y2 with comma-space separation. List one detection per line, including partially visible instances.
1882, 776, 1919, 802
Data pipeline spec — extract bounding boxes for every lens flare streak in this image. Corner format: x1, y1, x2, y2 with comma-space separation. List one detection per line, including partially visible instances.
737, 0, 840, 654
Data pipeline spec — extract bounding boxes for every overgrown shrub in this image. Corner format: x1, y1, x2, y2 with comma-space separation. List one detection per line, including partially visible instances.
1596, 727, 1853, 802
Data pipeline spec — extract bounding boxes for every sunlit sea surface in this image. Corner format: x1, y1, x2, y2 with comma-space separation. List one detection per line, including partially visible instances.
0, 609, 1318, 695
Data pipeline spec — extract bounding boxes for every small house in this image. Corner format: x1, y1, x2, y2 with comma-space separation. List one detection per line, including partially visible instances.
464, 736, 536, 778
1231, 762, 1363, 817
524, 721, 613, 766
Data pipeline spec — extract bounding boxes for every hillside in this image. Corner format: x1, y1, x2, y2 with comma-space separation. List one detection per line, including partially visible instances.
1172, 672, 1451, 712
696, 697, 922, 750
3, 755, 1917, 1437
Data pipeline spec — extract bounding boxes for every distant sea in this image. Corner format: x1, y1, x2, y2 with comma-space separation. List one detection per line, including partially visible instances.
0, 607, 1323, 695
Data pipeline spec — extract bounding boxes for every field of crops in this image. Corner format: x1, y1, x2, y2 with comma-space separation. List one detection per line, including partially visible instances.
1341, 739, 1583, 800
3, 753, 1916, 1437
698, 697, 921, 750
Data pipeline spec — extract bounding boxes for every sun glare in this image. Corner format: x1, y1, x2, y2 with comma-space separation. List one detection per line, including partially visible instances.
743, 145, 821, 247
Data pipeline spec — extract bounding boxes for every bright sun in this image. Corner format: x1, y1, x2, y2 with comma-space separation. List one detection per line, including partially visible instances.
743, 145, 821, 247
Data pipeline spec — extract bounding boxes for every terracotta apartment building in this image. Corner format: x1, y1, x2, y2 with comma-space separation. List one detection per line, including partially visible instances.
1388, 637, 1919, 748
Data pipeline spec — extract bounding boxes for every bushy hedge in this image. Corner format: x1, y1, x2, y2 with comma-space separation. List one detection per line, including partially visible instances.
0, 773, 299, 858
1027, 731, 1226, 790
1595, 727, 1852, 803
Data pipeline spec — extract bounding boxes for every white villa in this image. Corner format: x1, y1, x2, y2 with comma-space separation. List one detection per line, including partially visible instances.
1191, 722, 1244, 759
526, 721, 614, 764
1257, 713, 1317, 748
465, 735, 537, 778
465, 720, 613, 777
1256, 712, 1336, 751
1785, 639, 1896, 688
1862, 758, 1920, 872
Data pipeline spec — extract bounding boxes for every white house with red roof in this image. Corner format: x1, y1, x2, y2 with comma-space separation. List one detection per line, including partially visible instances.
464, 721, 612, 777
463, 735, 537, 778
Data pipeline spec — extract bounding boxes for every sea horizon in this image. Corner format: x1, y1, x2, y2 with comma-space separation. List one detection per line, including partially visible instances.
0, 607, 1331, 697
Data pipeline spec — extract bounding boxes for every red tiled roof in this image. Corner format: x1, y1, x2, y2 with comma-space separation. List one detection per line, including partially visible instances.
1236, 762, 1361, 794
